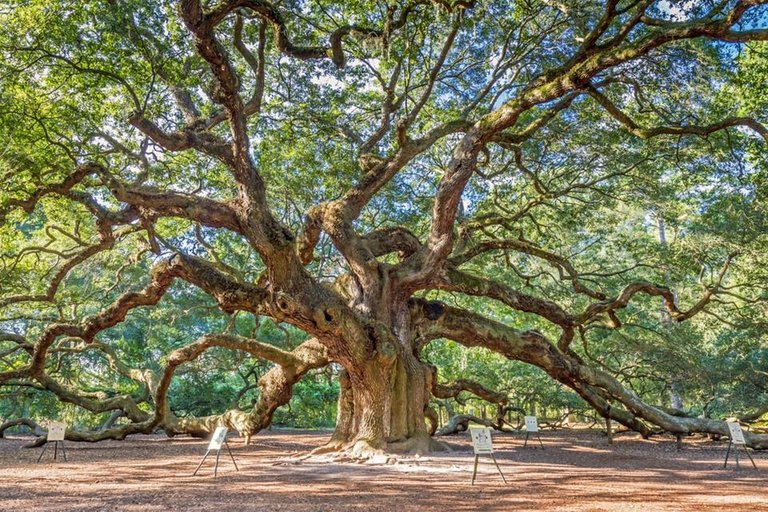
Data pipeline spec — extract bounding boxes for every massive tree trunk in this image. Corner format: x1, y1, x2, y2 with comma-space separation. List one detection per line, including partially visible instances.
3, 0, 767, 459
323, 298, 437, 455
331, 354, 437, 454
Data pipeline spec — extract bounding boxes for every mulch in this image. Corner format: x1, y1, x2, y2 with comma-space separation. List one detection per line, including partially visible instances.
1, 428, 766, 511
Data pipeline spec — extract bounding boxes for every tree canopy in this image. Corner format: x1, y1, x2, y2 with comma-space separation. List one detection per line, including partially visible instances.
1, 0, 767, 455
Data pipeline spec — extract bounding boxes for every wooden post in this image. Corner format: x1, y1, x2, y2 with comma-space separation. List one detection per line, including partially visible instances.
193, 450, 211, 476
36, 442, 47, 463
225, 438, 239, 471
606, 404, 613, 445
490, 454, 507, 484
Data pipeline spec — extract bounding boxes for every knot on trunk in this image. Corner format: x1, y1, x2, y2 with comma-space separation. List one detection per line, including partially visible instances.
422, 300, 445, 321
273, 293, 292, 314
313, 307, 341, 334
368, 322, 397, 364
376, 340, 397, 363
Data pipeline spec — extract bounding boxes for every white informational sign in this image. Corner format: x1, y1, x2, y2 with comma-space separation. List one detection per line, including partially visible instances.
524, 416, 539, 433
470, 427, 494, 454
727, 422, 746, 445
47, 422, 66, 441
208, 427, 228, 450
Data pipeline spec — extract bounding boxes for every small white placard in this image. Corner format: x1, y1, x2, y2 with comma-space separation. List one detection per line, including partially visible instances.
47, 422, 66, 441
524, 416, 539, 433
208, 426, 228, 450
470, 427, 494, 454
727, 422, 746, 445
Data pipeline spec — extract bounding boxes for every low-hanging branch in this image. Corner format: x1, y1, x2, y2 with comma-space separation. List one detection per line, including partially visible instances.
156, 336, 328, 440
3, 331, 328, 445
417, 300, 768, 449
0, 255, 187, 384
431, 371, 512, 436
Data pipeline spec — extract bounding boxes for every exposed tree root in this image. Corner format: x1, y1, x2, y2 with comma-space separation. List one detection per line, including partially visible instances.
278, 440, 391, 465
387, 434, 449, 454
282, 434, 449, 465
346, 439, 387, 461
309, 439, 347, 456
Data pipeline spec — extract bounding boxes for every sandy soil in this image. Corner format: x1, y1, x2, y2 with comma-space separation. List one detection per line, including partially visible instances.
1, 429, 766, 511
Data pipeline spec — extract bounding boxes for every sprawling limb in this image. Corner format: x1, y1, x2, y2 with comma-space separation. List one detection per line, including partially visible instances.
0, 418, 44, 438
0, 227, 120, 309
585, 84, 768, 142
1, 338, 154, 434
0, 163, 101, 223
37, 374, 150, 424
0, 256, 186, 384
154, 334, 328, 439
416, 301, 768, 448
430, 366, 512, 436
3, 331, 328, 444
436, 414, 503, 436
398, 1, 768, 289
578, 252, 739, 325
438, 268, 576, 327
432, 377, 508, 407
438, 248, 739, 354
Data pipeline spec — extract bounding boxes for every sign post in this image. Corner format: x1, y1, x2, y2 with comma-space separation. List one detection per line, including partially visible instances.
193, 426, 239, 477
523, 416, 544, 449
469, 427, 507, 485
723, 422, 757, 470
37, 421, 68, 463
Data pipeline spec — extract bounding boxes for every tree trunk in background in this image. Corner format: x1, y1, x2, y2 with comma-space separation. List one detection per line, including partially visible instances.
658, 214, 685, 411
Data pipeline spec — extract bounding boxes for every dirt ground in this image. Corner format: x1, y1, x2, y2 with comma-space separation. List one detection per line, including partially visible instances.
1, 428, 766, 511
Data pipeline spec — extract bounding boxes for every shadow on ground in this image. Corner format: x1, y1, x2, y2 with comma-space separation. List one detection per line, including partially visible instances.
1, 429, 766, 511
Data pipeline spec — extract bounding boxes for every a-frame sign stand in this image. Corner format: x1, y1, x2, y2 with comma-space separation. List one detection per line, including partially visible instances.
523, 431, 544, 449
37, 422, 68, 463
469, 427, 507, 485
723, 422, 758, 471
193, 427, 240, 477
471, 452, 507, 485
523, 416, 544, 449
36, 440, 68, 462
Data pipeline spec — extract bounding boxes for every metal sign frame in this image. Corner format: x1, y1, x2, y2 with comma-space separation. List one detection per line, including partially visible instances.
723, 422, 757, 471
37, 422, 68, 463
469, 427, 507, 485
523, 416, 544, 449
193, 427, 239, 477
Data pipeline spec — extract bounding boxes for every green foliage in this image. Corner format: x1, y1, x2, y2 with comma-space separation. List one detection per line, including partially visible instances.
0, 1, 767, 433
272, 375, 339, 429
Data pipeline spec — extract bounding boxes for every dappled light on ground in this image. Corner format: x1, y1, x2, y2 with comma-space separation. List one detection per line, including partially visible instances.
1, 429, 766, 511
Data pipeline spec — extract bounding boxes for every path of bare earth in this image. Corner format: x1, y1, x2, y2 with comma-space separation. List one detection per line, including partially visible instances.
1, 429, 766, 511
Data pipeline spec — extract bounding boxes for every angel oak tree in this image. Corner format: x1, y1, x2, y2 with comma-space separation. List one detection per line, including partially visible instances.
1, 0, 768, 457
